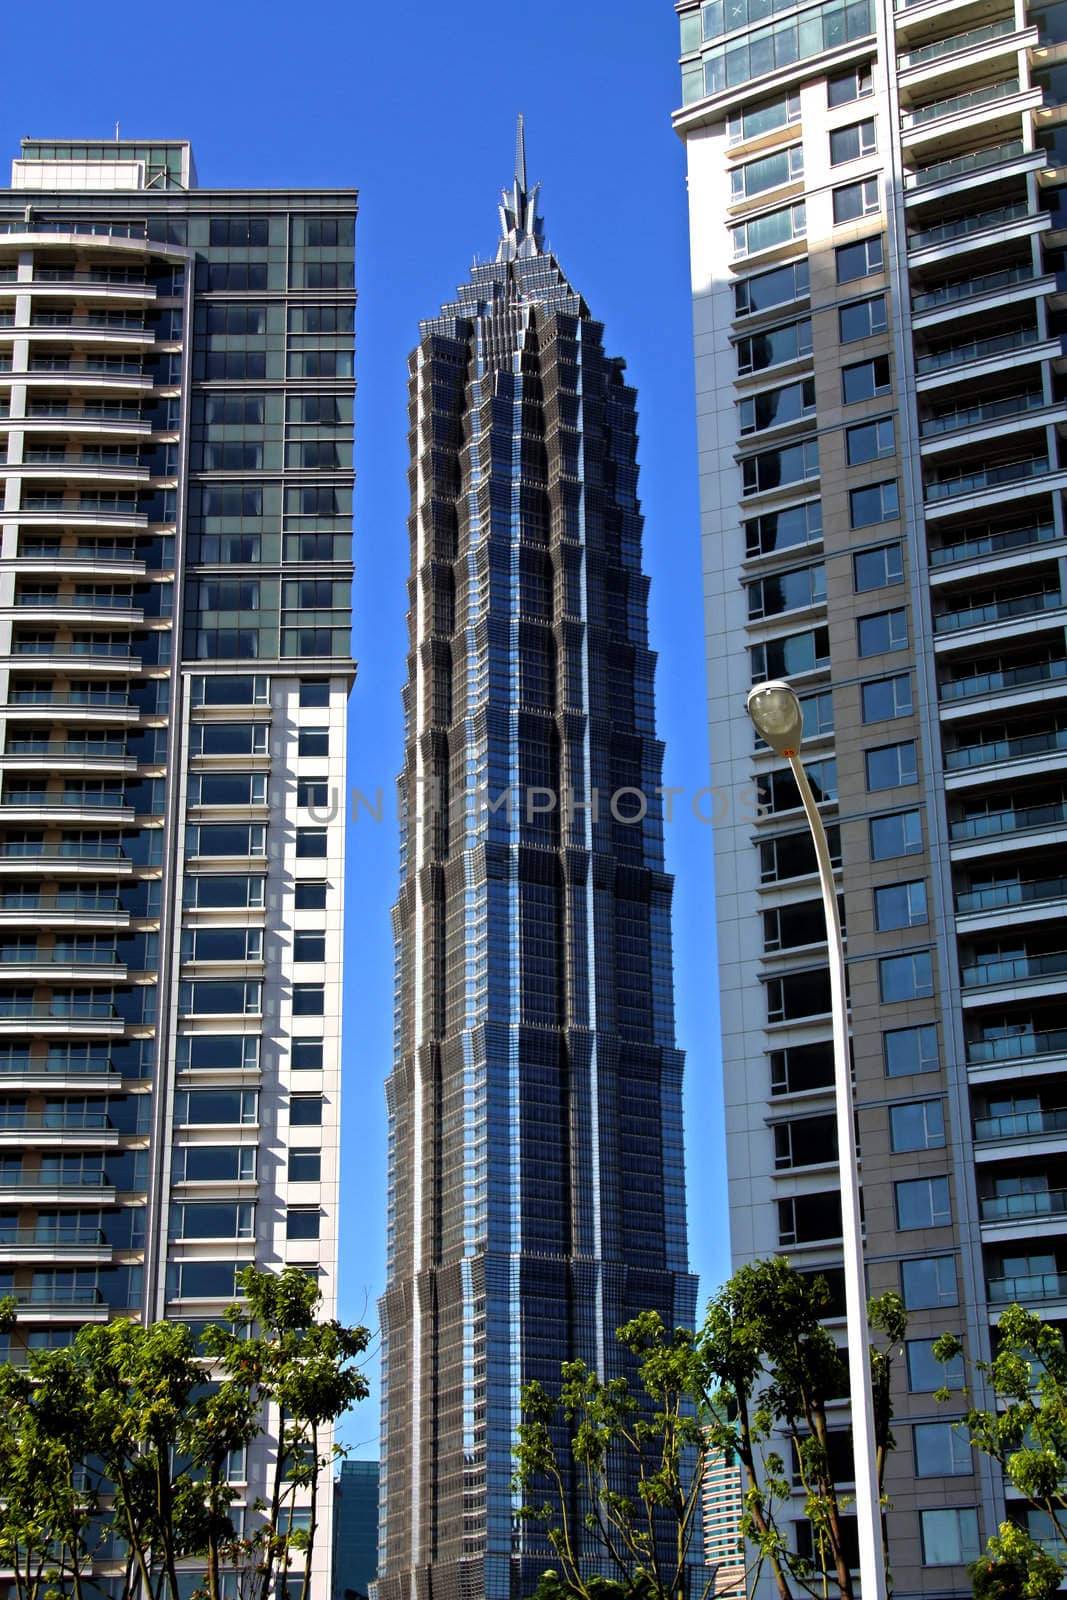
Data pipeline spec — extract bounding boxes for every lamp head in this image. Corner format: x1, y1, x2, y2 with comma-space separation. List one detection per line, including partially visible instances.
747, 680, 804, 757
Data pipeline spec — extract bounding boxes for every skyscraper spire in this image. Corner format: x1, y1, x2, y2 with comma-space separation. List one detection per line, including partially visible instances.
497, 112, 543, 261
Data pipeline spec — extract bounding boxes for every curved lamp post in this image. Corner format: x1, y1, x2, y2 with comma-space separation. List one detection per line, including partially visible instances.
746, 680, 887, 1600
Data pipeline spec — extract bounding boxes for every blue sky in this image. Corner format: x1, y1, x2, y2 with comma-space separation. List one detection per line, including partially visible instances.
2, 0, 729, 1454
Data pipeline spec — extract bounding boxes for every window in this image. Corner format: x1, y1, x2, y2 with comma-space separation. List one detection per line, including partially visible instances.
177, 1035, 260, 1073
292, 1039, 324, 1071
853, 541, 903, 590
920, 1508, 980, 1566
907, 1336, 963, 1392
737, 317, 812, 374
833, 177, 879, 223
778, 1190, 842, 1245
770, 1041, 835, 1095
299, 680, 330, 707
866, 739, 917, 790
693, 0, 877, 101
880, 950, 934, 1003
891, 1100, 946, 1153
296, 828, 327, 859
732, 202, 806, 259
293, 931, 326, 963
294, 881, 327, 909
767, 968, 832, 1023
862, 673, 912, 723
293, 984, 324, 1016
739, 377, 815, 435
750, 624, 829, 681
842, 354, 891, 404
764, 898, 829, 953
297, 778, 329, 808
184, 875, 266, 910
286, 1209, 320, 1240
727, 90, 802, 144
174, 1089, 258, 1127
870, 808, 922, 860
875, 879, 928, 932
828, 63, 874, 106
298, 728, 329, 757
754, 688, 833, 747
288, 1150, 321, 1182
290, 1096, 323, 1127
747, 563, 826, 618
839, 294, 887, 343
773, 1112, 837, 1169
758, 758, 837, 813
836, 235, 883, 283
179, 980, 261, 1016
858, 606, 907, 656
742, 440, 819, 496
730, 145, 804, 200
914, 1422, 972, 1477
830, 119, 876, 165
885, 1022, 939, 1078
734, 258, 809, 317
850, 480, 899, 529
846, 419, 895, 467
744, 500, 822, 557
901, 1254, 957, 1309
760, 824, 841, 884
897, 1176, 951, 1230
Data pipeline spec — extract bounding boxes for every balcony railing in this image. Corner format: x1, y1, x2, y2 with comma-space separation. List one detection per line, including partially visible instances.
0, 890, 122, 912
27, 359, 144, 377
7, 689, 132, 708
925, 456, 1050, 502
0, 947, 120, 967
961, 950, 1067, 987
0, 998, 115, 1019
920, 389, 1044, 437
947, 727, 1067, 772
22, 451, 142, 469
0, 1111, 112, 1130
901, 16, 1016, 66
30, 313, 146, 332
12, 641, 134, 659
968, 1029, 1067, 1063
0, 1226, 106, 1246
981, 1189, 1067, 1221
0, 1170, 108, 1189
909, 199, 1030, 250
905, 77, 1020, 126
957, 872, 1067, 912
5, 740, 128, 757
916, 327, 1037, 374
24, 403, 144, 423
1, 790, 126, 808
975, 1106, 1067, 1139
0, 1054, 116, 1075
33, 267, 148, 286
910, 139, 1025, 188
951, 800, 1067, 839
934, 588, 1062, 630
940, 656, 1067, 701
987, 1272, 1067, 1302
930, 522, 1057, 567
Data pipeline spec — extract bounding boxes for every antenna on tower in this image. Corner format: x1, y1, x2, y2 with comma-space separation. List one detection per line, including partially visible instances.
515, 112, 527, 195
114, 121, 120, 141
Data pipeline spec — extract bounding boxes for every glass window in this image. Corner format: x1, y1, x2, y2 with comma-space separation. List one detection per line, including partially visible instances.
745, 500, 822, 556
896, 1175, 952, 1229
880, 950, 934, 1003
850, 481, 899, 529
839, 294, 887, 343
292, 1039, 324, 1071
730, 144, 804, 200
727, 90, 802, 143
833, 177, 879, 223
285, 1209, 320, 1240
846, 418, 895, 466
914, 1422, 972, 1477
737, 317, 813, 374
862, 673, 912, 722
293, 931, 326, 962
747, 562, 826, 618
853, 541, 903, 589
297, 778, 330, 808
732, 202, 806, 259
299, 680, 330, 707
866, 739, 918, 790
920, 1508, 980, 1566
290, 1096, 323, 1126
836, 235, 883, 283
739, 377, 816, 435
294, 881, 327, 909
885, 1023, 939, 1077
292, 984, 324, 1016
830, 118, 876, 165
828, 62, 874, 106
298, 728, 329, 757
891, 1100, 946, 1153
842, 354, 891, 403
908, 1338, 964, 1392
296, 828, 328, 859
288, 1150, 321, 1182
742, 439, 819, 496
858, 607, 907, 656
734, 258, 809, 316
901, 1254, 957, 1308
875, 877, 928, 928
750, 624, 830, 681
870, 808, 922, 860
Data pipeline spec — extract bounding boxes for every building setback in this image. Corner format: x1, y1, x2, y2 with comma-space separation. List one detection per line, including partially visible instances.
378, 126, 698, 1600
672, 0, 1067, 1591
0, 139, 355, 1598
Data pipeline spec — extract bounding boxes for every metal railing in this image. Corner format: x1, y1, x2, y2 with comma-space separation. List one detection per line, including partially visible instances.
909, 199, 1029, 250
920, 389, 1044, 436
916, 326, 1037, 373
961, 950, 1067, 986
911, 139, 1025, 187
951, 800, 1067, 839
956, 871, 1067, 910
940, 656, 1067, 701
901, 16, 1015, 66
934, 588, 1062, 630
905, 78, 1020, 126
930, 523, 1057, 567
980, 1188, 1067, 1221
975, 1105, 1067, 1138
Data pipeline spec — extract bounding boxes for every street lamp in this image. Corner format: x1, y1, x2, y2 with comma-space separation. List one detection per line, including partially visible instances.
746, 680, 887, 1600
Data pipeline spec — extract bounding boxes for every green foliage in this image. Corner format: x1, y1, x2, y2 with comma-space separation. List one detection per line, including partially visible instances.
0, 1270, 369, 1600
969, 1522, 1062, 1600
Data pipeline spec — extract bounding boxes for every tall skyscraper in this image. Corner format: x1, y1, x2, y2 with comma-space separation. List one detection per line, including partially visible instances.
333, 1459, 381, 1600
0, 139, 355, 1593
378, 126, 698, 1600
673, 0, 1067, 1590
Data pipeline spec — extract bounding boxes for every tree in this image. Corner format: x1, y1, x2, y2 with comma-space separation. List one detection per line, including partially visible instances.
934, 1304, 1067, 1600
513, 1259, 905, 1600
0, 1267, 369, 1600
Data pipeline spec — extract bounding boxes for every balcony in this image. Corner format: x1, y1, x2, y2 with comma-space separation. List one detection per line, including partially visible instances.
934, 587, 1062, 630
940, 656, 1067, 702
946, 727, 1067, 773
980, 1189, 1067, 1222
0, 1225, 111, 1259
952, 801, 1067, 841
975, 1105, 1067, 1139
961, 949, 1067, 988
925, 456, 1051, 503
32, 267, 152, 290
909, 198, 1031, 251
987, 1271, 1067, 1303
930, 522, 1058, 568
899, 16, 1016, 67
904, 77, 1021, 127
6, 687, 133, 710
956, 872, 1067, 914
920, 389, 1045, 437
908, 139, 1026, 190
915, 326, 1038, 374
0, 890, 123, 914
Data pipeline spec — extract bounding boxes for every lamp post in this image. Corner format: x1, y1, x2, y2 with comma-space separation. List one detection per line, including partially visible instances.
746, 680, 887, 1600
